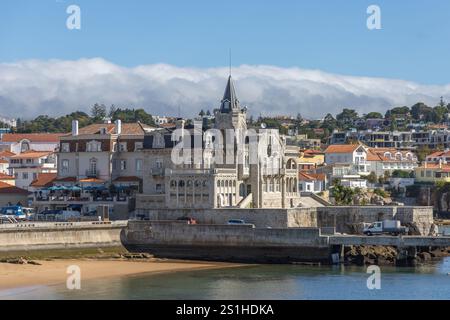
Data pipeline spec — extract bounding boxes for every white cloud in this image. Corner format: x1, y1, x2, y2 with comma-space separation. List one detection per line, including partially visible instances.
0, 58, 449, 120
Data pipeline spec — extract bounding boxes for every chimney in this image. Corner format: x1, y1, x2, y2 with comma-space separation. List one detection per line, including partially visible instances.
72, 120, 79, 136
115, 119, 122, 135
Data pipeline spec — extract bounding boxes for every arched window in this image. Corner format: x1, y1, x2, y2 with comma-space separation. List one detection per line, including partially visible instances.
21, 140, 30, 152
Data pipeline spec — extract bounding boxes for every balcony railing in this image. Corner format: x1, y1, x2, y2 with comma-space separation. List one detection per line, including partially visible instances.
85, 169, 100, 178
150, 168, 164, 176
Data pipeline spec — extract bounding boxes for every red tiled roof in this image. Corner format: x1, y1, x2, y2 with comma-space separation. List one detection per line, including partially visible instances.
0, 173, 14, 180
324, 144, 361, 154
298, 172, 326, 181
303, 149, 324, 155
0, 181, 30, 195
426, 151, 450, 158
367, 148, 417, 162
30, 173, 57, 187
0, 159, 8, 164
1, 133, 64, 143
417, 163, 450, 171
0, 150, 15, 158
10, 150, 53, 159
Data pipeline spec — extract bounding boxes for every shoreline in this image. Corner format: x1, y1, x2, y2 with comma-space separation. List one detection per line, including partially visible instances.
0, 258, 243, 292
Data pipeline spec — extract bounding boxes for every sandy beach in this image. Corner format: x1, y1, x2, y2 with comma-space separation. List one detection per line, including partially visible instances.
0, 259, 237, 291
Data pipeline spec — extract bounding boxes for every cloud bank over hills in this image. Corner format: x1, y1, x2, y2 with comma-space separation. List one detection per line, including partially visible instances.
0, 58, 448, 120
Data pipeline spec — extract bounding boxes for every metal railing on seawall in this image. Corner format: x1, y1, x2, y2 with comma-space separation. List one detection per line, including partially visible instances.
0, 220, 128, 231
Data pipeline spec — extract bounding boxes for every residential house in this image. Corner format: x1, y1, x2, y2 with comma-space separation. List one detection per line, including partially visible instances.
9, 151, 57, 190
415, 163, 450, 184
298, 149, 324, 171
298, 172, 326, 193
323, 144, 370, 188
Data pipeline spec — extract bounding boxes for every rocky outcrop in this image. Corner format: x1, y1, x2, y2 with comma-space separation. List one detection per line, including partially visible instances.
344, 245, 450, 266
344, 245, 397, 265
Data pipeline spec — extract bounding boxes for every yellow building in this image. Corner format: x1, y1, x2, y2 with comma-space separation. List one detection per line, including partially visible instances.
414, 163, 450, 184
298, 149, 325, 171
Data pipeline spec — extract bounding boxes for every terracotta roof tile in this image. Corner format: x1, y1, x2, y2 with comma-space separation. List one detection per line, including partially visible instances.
0, 173, 14, 180
30, 173, 57, 187
324, 144, 361, 154
1, 133, 64, 143
10, 150, 53, 159
0, 181, 30, 195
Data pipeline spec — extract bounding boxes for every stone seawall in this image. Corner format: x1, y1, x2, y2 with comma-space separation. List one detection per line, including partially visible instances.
122, 220, 331, 263
315, 206, 434, 235
137, 206, 434, 235
0, 221, 127, 252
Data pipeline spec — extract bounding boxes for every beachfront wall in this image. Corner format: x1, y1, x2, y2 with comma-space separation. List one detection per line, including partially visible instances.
136, 206, 434, 236
121, 220, 331, 263
0, 221, 126, 252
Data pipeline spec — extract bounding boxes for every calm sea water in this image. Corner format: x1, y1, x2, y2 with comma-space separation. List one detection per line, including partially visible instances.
2, 257, 450, 300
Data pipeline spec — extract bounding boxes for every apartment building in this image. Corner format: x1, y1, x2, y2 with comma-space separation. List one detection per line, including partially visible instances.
32, 120, 156, 217
366, 148, 418, 176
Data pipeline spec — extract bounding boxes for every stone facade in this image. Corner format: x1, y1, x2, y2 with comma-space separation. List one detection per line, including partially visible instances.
137, 76, 301, 210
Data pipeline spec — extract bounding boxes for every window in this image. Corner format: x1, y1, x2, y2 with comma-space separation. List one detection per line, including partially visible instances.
136, 159, 143, 172
87, 141, 102, 152
119, 142, 127, 152
120, 160, 127, 171
22, 172, 28, 179
134, 142, 143, 151
89, 158, 97, 175
61, 143, 70, 152
61, 159, 69, 173
21, 141, 30, 152
33, 173, 37, 180
156, 159, 163, 168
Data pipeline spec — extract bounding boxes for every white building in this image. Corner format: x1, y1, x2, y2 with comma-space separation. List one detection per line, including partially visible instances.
0, 133, 63, 154
9, 151, 57, 190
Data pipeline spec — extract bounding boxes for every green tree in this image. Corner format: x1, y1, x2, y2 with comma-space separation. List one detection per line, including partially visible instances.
365, 112, 383, 119
366, 171, 378, 184
91, 103, 107, 121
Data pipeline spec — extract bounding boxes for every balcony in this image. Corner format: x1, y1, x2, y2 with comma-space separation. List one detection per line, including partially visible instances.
85, 169, 100, 178
150, 167, 164, 176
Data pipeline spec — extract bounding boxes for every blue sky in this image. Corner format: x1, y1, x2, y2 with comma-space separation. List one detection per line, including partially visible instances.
1, 0, 450, 84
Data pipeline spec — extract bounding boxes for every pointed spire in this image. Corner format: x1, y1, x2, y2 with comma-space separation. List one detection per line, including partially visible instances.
220, 76, 240, 113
